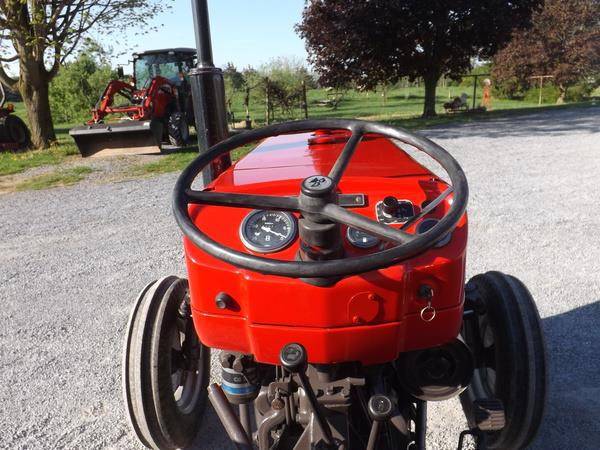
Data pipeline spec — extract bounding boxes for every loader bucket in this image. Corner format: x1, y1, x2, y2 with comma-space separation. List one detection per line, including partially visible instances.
69, 120, 163, 157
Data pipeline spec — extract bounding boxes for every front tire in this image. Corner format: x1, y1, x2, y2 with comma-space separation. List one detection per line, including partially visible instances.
123, 276, 210, 449
167, 112, 189, 147
460, 271, 546, 449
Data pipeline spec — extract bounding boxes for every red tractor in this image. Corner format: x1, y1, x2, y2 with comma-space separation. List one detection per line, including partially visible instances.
70, 48, 196, 157
0, 83, 31, 151
121, 3, 546, 449
123, 121, 546, 450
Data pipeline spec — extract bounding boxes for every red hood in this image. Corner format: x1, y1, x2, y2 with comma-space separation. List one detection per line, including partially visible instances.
216, 131, 433, 187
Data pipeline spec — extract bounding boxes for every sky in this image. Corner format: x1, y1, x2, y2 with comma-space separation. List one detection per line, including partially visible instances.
111, 0, 309, 70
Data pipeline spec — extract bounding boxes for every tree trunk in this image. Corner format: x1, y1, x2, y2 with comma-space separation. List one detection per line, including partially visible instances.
556, 84, 567, 104
422, 74, 439, 118
20, 82, 55, 148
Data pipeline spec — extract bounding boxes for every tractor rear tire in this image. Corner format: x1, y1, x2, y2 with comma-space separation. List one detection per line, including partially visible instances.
460, 271, 546, 449
123, 276, 210, 450
167, 112, 189, 147
0, 115, 31, 149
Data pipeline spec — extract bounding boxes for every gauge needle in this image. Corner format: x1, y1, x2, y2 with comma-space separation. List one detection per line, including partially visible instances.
261, 226, 286, 238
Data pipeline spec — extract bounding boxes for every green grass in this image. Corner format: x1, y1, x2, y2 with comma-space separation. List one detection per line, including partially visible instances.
0, 142, 79, 176
128, 150, 199, 177
128, 142, 256, 177
227, 85, 558, 127
0, 100, 81, 176
15, 166, 93, 191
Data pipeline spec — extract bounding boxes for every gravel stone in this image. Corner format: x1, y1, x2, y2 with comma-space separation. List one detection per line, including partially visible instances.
0, 106, 598, 449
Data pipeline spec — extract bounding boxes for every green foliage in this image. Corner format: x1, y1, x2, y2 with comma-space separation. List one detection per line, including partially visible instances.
223, 63, 245, 91
457, 64, 492, 88
225, 57, 314, 122
49, 50, 115, 123
523, 83, 560, 104
493, 0, 600, 101
565, 83, 596, 102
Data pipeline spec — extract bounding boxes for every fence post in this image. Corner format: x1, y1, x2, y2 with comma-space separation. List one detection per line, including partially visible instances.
472, 75, 478, 110
244, 86, 251, 129
265, 77, 270, 125
302, 80, 308, 119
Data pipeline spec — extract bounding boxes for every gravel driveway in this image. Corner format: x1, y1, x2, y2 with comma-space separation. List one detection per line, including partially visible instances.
1, 106, 599, 449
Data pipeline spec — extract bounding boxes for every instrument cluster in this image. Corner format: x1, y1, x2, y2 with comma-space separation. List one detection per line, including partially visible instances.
239, 196, 449, 253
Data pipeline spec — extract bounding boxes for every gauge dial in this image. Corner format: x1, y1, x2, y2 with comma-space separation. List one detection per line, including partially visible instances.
240, 210, 297, 253
417, 218, 452, 247
347, 227, 380, 249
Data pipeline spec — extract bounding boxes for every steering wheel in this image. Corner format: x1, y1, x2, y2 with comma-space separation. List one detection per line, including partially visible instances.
173, 119, 468, 278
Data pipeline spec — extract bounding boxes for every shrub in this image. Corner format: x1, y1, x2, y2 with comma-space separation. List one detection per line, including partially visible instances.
50, 53, 115, 123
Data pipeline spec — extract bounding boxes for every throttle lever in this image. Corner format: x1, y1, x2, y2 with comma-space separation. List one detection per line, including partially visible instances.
279, 343, 337, 448
366, 394, 394, 450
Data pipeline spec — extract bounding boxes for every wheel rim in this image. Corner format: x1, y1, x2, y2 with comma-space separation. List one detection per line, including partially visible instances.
465, 313, 497, 399
169, 312, 204, 415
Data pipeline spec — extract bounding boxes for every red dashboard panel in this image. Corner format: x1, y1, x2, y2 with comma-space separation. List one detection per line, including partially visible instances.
184, 132, 468, 365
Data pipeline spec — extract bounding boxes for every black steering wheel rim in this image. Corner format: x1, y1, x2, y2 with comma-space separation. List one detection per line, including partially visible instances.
173, 119, 468, 278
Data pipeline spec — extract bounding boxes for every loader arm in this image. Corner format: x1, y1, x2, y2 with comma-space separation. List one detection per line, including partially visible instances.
91, 80, 136, 123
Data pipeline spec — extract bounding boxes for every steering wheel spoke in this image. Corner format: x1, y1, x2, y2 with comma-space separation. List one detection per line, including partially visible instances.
400, 186, 454, 230
328, 127, 364, 187
185, 189, 300, 211
321, 203, 415, 244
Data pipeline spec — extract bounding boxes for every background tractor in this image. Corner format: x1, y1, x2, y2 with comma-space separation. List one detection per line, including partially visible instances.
0, 83, 31, 151
70, 48, 196, 157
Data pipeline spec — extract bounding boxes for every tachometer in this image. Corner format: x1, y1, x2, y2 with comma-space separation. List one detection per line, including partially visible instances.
240, 210, 297, 253
347, 227, 380, 249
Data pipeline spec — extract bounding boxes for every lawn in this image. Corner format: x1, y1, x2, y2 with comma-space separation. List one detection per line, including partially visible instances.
0, 102, 81, 176
226, 84, 561, 127
0, 85, 595, 189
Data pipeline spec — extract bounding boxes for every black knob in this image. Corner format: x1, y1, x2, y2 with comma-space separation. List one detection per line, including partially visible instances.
215, 292, 233, 309
279, 343, 307, 372
368, 395, 393, 421
382, 196, 399, 216
301, 175, 334, 198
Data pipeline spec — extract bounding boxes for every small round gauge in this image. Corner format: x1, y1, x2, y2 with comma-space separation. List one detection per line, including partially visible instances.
240, 210, 297, 253
347, 227, 380, 249
417, 218, 452, 247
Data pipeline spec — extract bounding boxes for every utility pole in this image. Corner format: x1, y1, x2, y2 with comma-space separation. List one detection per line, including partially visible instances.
529, 75, 554, 105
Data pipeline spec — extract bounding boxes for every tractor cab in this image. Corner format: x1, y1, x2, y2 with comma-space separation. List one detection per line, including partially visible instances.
132, 48, 196, 89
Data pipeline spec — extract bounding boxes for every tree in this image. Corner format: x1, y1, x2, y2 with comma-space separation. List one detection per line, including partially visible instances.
493, 0, 600, 103
0, 1, 167, 148
223, 62, 245, 91
297, 0, 541, 117
49, 42, 115, 123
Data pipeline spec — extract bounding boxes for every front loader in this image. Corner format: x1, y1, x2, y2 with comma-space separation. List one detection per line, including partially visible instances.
70, 48, 196, 157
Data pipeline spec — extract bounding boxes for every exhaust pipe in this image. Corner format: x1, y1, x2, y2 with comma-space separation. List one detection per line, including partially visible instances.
189, 0, 231, 186
208, 384, 253, 449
